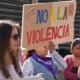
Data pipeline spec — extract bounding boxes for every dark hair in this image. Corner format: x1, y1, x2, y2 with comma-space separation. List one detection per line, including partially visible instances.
28, 49, 36, 57
0, 20, 21, 78
71, 38, 80, 49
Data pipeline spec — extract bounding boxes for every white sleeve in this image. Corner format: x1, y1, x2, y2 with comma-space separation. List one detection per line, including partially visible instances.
22, 58, 34, 77
52, 51, 67, 71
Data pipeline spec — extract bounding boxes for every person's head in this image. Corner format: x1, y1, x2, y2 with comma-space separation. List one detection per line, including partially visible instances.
35, 46, 48, 57
70, 38, 80, 57
0, 20, 20, 51
0, 20, 20, 54
0, 20, 20, 78
48, 41, 55, 53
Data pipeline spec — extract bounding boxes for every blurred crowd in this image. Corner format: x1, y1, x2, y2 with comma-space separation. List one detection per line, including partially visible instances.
0, 20, 80, 80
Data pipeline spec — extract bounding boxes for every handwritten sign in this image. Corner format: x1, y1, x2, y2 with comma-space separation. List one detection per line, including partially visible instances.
21, 1, 76, 50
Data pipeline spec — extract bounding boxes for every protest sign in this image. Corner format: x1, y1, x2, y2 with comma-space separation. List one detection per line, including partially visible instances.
21, 1, 76, 50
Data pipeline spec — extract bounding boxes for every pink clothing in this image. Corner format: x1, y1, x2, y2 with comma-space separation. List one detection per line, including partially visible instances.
64, 55, 79, 80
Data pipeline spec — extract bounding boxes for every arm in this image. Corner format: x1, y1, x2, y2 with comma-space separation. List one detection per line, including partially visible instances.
52, 51, 67, 71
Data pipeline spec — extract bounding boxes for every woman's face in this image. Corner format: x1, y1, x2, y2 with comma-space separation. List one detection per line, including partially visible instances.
36, 46, 48, 57
71, 44, 80, 57
10, 27, 20, 53
48, 41, 55, 53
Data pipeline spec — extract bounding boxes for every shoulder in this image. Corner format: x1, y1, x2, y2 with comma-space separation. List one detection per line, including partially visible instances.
23, 58, 34, 68
22, 58, 34, 75
23, 58, 32, 65
64, 55, 74, 60
64, 55, 74, 64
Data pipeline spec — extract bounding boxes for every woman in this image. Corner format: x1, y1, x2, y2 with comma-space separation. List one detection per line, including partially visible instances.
64, 38, 80, 80
0, 20, 44, 80
0, 20, 22, 80
22, 45, 65, 80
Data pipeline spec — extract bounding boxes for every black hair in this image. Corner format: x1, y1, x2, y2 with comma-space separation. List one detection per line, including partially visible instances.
71, 38, 80, 49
